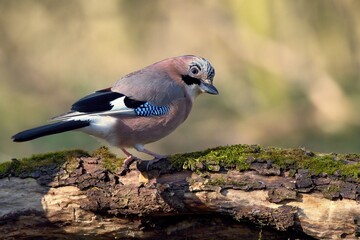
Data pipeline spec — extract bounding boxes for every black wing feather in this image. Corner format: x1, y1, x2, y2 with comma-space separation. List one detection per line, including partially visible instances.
124, 97, 146, 108
71, 90, 124, 113
71, 89, 147, 113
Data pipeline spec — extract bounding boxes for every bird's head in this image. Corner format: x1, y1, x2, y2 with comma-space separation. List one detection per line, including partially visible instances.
174, 55, 219, 98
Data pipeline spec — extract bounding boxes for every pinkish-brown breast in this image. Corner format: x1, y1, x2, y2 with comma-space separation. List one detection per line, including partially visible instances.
109, 96, 193, 148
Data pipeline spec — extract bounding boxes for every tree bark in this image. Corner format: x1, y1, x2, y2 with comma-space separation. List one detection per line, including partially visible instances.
0, 145, 359, 240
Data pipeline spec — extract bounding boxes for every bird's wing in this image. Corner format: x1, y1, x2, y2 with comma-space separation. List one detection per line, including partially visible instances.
52, 88, 170, 121
111, 68, 184, 106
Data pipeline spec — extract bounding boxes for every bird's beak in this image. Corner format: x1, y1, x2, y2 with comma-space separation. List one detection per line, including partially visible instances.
200, 82, 219, 95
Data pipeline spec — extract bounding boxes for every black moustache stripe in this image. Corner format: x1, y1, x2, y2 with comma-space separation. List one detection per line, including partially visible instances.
181, 75, 201, 85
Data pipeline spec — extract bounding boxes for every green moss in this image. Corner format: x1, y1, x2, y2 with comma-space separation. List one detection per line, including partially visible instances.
340, 163, 360, 178
0, 147, 124, 178
101, 157, 124, 173
64, 156, 81, 173
92, 146, 116, 159
252, 147, 307, 169
0, 149, 89, 177
169, 144, 260, 171
169, 144, 360, 179
93, 146, 124, 172
0, 161, 14, 177
300, 154, 342, 175
2, 144, 360, 180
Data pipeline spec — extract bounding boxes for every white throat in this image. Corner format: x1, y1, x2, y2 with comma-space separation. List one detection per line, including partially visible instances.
185, 84, 203, 101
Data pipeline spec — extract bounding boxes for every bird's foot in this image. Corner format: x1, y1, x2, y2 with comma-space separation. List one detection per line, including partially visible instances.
146, 157, 165, 171
136, 156, 167, 172
120, 155, 139, 176
138, 158, 165, 185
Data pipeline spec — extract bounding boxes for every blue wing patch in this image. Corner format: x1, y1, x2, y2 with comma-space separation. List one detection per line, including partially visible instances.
134, 102, 170, 116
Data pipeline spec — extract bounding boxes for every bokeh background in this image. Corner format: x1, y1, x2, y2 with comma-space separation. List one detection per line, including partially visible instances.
1, 0, 360, 162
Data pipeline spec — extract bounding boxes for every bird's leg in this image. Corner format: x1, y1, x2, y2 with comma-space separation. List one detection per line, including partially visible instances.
140, 148, 167, 160
121, 148, 138, 170
134, 144, 167, 170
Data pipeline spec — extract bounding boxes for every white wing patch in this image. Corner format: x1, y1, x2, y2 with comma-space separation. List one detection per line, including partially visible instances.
108, 96, 136, 114
51, 96, 136, 121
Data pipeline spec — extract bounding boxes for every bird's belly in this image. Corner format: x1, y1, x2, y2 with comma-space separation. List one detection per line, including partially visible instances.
79, 115, 185, 148
114, 99, 193, 147
111, 115, 185, 147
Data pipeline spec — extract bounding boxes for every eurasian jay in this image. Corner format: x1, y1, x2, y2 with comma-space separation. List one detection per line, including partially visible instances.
12, 55, 218, 167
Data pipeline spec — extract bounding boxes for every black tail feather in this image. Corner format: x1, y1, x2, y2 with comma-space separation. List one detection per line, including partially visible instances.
12, 120, 90, 142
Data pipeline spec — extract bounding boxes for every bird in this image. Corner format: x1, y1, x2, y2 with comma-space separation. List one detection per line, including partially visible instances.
12, 55, 218, 169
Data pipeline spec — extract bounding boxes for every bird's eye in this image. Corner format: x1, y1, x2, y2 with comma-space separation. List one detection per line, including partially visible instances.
190, 66, 200, 75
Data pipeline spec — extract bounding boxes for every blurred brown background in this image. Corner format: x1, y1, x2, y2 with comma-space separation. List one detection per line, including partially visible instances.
1, 0, 360, 161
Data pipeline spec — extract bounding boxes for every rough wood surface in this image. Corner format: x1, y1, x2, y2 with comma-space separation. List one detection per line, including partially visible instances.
0, 145, 359, 239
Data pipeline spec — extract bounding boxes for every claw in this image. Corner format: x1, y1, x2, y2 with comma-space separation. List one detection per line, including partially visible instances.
120, 148, 138, 176
120, 146, 167, 176
123, 155, 137, 168
146, 158, 163, 171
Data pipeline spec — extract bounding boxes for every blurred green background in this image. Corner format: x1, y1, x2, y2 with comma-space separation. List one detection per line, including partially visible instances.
1, 0, 360, 162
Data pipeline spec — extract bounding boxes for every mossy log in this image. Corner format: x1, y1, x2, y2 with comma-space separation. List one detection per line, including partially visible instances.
1, 144, 360, 240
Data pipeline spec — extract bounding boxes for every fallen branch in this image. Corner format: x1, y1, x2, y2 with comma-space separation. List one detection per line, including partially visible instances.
0, 145, 359, 239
